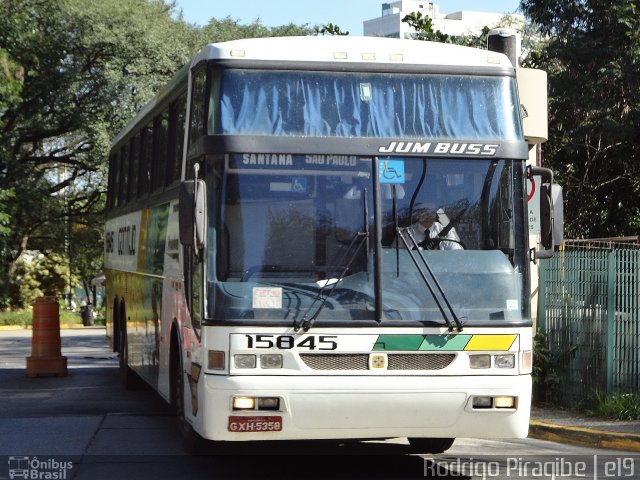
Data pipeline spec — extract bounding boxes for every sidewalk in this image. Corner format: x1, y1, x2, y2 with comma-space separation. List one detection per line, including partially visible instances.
529, 405, 640, 452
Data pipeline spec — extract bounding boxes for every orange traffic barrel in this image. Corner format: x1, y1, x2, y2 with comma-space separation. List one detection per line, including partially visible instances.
26, 296, 68, 377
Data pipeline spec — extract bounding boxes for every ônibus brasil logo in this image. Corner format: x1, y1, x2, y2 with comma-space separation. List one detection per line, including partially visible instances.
7, 456, 73, 480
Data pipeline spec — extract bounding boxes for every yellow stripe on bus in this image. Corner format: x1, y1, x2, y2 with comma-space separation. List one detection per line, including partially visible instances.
464, 334, 517, 351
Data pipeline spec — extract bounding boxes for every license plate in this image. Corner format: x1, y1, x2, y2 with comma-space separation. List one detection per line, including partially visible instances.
228, 416, 283, 433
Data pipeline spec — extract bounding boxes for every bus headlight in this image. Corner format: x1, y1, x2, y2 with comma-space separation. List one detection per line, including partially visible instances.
469, 354, 491, 369
260, 354, 283, 369
257, 397, 280, 410
232, 396, 255, 410
494, 396, 516, 408
232, 396, 281, 411
234, 354, 256, 369
494, 354, 515, 369
471, 396, 517, 409
472, 396, 493, 408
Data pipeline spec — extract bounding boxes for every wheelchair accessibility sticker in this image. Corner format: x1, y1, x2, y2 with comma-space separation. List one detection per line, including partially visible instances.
379, 159, 405, 184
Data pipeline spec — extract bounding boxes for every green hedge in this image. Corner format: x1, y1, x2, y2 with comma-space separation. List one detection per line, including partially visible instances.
0, 308, 89, 326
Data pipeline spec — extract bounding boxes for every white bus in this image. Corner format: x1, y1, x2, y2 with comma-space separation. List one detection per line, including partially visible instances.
105, 36, 561, 453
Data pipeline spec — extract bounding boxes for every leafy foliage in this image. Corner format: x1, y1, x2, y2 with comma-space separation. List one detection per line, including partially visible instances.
199, 16, 313, 43
585, 391, 640, 420
0, 0, 202, 308
519, 0, 640, 238
0, 307, 84, 327
402, 12, 453, 43
0, 1, 315, 309
532, 330, 561, 402
314, 23, 350, 36
402, 11, 522, 48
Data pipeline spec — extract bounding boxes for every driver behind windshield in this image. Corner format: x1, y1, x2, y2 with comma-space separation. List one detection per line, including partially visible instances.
407, 202, 464, 250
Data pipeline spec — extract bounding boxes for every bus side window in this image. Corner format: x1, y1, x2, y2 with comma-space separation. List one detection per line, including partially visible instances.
128, 134, 140, 201
166, 94, 186, 186
152, 111, 168, 192
207, 71, 220, 135
118, 145, 129, 207
189, 67, 207, 147
139, 122, 153, 196
108, 152, 119, 209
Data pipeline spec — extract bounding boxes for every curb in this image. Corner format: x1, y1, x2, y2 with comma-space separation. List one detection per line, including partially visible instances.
0, 325, 32, 331
529, 420, 640, 453
0, 325, 105, 331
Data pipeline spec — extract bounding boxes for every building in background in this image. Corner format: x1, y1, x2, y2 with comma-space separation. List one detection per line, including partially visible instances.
363, 0, 523, 39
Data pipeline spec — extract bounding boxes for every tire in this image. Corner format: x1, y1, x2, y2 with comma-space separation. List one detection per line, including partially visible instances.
407, 437, 455, 454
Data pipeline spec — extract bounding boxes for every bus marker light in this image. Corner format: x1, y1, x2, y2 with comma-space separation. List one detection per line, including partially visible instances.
333, 52, 348, 60
234, 354, 256, 369
472, 396, 492, 408
494, 396, 516, 408
208, 350, 225, 370
232, 396, 256, 410
230, 49, 245, 57
469, 354, 491, 369
495, 354, 515, 369
260, 354, 283, 369
389, 53, 403, 62
521, 351, 532, 371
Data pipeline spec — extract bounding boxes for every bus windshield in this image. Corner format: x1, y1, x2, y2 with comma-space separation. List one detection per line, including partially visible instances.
211, 69, 522, 140
207, 154, 525, 326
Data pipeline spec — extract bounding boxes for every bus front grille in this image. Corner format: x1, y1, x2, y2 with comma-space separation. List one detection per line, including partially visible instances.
300, 353, 369, 370
299, 353, 456, 371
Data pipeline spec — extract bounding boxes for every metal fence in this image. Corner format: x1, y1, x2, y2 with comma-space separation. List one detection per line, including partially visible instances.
538, 241, 640, 406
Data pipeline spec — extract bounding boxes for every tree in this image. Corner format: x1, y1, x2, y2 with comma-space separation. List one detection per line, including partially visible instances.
402, 12, 452, 43
199, 16, 313, 43
402, 12, 522, 48
314, 23, 349, 36
0, 0, 202, 308
0, 1, 316, 309
519, 0, 640, 238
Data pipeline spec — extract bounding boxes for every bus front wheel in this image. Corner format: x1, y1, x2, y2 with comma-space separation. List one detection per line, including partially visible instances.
407, 437, 455, 454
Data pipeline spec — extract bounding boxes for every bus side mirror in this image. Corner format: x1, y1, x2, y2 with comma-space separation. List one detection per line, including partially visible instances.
179, 180, 207, 250
551, 184, 564, 248
528, 166, 563, 260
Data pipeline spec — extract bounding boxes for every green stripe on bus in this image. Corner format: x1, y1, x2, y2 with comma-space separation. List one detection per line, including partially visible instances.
373, 335, 425, 351
419, 334, 472, 351
372, 334, 516, 351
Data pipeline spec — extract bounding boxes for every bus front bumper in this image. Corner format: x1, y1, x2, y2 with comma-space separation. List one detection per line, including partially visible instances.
194, 374, 531, 442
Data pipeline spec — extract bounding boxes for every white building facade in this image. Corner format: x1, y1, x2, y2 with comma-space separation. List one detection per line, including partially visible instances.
363, 0, 523, 39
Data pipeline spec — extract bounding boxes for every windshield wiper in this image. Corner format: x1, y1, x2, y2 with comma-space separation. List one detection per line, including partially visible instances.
396, 227, 464, 332
294, 230, 368, 332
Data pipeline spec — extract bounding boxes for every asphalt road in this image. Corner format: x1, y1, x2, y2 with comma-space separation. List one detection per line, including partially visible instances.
1, 329, 638, 479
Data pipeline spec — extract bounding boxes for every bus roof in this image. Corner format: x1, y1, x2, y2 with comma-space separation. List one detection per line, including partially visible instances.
112, 36, 514, 149
192, 35, 514, 70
